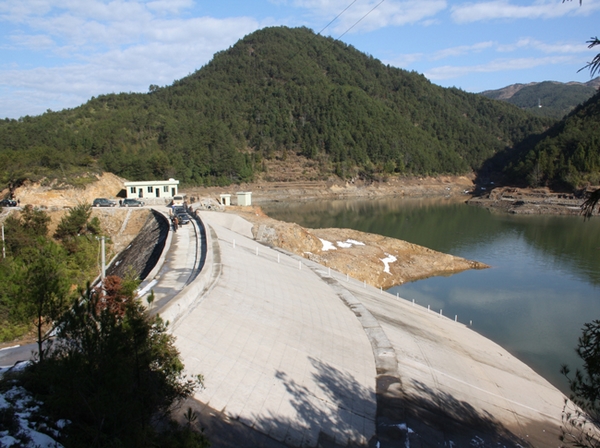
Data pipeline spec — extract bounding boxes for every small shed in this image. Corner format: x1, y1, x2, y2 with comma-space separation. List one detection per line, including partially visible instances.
124, 178, 179, 199
236, 191, 252, 206
220, 194, 231, 206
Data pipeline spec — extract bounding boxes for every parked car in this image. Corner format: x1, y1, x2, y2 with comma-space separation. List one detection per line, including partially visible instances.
93, 198, 117, 207
172, 205, 185, 215
122, 198, 144, 207
176, 213, 191, 225
171, 195, 185, 206
0, 199, 17, 207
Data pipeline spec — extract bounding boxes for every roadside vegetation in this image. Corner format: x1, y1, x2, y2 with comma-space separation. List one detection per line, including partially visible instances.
0, 204, 207, 446
1, 277, 207, 447
0, 204, 103, 342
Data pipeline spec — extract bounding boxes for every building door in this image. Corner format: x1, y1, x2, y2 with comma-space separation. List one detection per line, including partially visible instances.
155, 189, 160, 197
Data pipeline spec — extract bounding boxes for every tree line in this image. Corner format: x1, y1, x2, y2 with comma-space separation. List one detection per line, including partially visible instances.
0, 26, 554, 191
0, 204, 208, 446
502, 90, 600, 190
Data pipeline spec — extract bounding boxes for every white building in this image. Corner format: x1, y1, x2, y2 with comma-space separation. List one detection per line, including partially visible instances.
236, 191, 252, 206
124, 178, 179, 200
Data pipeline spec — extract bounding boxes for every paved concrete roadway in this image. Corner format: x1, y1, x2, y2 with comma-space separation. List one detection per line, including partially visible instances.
139, 208, 201, 311
168, 210, 567, 448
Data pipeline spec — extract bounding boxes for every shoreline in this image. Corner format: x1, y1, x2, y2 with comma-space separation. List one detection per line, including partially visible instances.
211, 204, 489, 290
185, 176, 590, 217
467, 186, 586, 215
184, 174, 476, 205
7, 171, 590, 217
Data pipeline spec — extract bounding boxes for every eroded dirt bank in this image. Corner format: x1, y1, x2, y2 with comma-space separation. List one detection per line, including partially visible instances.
226, 206, 488, 289
467, 186, 585, 215
186, 174, 475, 205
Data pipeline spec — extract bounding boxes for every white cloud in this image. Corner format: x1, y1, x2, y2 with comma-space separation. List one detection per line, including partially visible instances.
385, 41, 495, 67
384, 52, 425, 68
2, 2, 261, 54
387, 35, 593, 72
425, 55, 574, 80
431, 41, 494, 60
8, 33, 56, 50
288, 0, 447, 34
497, 37, 591, 54
0, 0, 53, 21
0, 0, 153, 23
450, 0, 600, 23
0, 0, 262, 118
347, 1, 448, 31
147, 0, 195, 15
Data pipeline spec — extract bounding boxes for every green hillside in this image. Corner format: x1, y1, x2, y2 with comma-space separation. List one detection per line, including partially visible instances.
0, 26, 554, 190
480, 80, 599, 120
502, 90, 600, 189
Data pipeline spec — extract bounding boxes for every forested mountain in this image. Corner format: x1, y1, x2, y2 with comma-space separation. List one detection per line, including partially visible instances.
500, 90, 600, 189
0, 26, 554, 190
480, 79, 600, 119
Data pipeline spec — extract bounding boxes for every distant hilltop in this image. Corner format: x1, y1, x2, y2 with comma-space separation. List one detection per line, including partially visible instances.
479, 77, 600, 119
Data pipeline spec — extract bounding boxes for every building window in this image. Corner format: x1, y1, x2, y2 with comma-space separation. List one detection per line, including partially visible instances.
130, 187, 136, 194
163, 186, 168, 192
148, 186, 153, 193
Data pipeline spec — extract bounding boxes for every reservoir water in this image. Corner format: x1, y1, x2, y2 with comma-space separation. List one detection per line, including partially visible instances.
262, 197, 600, 393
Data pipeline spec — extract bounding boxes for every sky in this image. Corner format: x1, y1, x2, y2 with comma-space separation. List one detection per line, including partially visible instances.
1, 0, 600, 119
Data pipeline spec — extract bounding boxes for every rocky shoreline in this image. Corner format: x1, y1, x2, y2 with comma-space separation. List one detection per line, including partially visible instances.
186, 174, 476, 205
225, 205, 489, 290
467, 186, 585, 215
188, 176, 592, 217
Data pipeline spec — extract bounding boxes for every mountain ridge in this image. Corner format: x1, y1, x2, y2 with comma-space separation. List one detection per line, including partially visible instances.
480, 77, 600, 99
0, 26, 557, 192
479, 78, 600, 119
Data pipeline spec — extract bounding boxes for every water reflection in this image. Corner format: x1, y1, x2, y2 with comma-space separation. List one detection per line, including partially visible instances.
265, 197, 600, 286
264, 198, 600, 393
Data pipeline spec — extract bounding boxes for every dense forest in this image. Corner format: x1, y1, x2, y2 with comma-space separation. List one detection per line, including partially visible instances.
480, 80, 599, 120
500, 90, 600, 189
0, 26, 556, 190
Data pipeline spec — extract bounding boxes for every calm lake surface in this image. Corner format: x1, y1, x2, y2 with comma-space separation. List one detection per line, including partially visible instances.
262, 197, 600, 393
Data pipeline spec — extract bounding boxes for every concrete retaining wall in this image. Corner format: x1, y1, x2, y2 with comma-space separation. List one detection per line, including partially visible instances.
157, 215, 219, 330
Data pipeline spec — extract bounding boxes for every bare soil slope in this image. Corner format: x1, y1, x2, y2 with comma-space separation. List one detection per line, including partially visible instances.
5, 173, 125, 208
229, 206, 488, 289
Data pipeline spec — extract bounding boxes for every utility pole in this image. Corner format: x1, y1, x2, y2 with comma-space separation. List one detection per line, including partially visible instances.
1, 224, 5, 259
101, 236, 106, 280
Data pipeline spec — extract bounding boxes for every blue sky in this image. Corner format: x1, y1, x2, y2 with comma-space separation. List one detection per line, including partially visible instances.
1, 0, 599, 119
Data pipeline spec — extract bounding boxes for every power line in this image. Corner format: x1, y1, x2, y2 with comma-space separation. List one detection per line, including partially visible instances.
337, 0, 386, 40
279, 0, 359, 70
315, 0, 359, 36
271, 0, 387, 75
